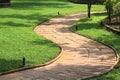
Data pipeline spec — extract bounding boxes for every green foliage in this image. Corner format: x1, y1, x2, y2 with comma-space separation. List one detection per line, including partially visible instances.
113, 2, 120, 15
116, 0, 120, 2
113, 2, 120, 23
104, 0, 120, 24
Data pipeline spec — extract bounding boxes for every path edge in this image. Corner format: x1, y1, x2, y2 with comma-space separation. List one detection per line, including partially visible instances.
102, 19, 120, 35
70, 19, 119, 80
0, 44, 63, 75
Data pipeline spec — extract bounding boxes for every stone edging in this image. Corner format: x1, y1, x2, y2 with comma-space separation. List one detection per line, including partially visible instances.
0, 45, 63, 75
70, 23, 119, 80
102, 19, 120, 35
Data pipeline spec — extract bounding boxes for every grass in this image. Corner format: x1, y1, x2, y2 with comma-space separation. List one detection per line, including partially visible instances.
0, 0, 104, 72
72, 13, 120, 80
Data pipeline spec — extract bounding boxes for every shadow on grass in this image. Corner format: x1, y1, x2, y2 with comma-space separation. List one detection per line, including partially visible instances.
80, 13, 106, 22
0, 57, 34, 73
0, 0, 73, 28
0, 58, 22, 73
80, 17, 93, 22
12, 0, 68, 2
72, 22, 102, 31
31, 39, 58, 47
92, 12, 107, 16
0, 21, 31, 27
11, 0, 72, 10
0, 14, 54, 28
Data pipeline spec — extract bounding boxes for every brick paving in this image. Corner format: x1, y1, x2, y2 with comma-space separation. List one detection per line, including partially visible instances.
0, 13, 118, 80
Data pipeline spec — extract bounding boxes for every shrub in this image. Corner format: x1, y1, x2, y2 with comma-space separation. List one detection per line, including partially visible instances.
113, 2, 120, 15
116, 0, 120, 3
113, 2, 120, 23
104, 1, 120, 24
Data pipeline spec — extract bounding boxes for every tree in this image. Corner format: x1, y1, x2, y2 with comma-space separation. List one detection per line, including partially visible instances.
105, 0, 118, 24
86, 0, 102, 18
87, 0, 92, 18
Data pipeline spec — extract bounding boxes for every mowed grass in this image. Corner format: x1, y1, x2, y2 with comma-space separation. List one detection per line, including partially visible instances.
0, 0, 104, 72
72, 13, 120, 80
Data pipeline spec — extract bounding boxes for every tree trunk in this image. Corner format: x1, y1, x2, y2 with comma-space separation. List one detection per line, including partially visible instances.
106, 3, 112, 24
88, 1, 92, 18
108, 12, 112, 24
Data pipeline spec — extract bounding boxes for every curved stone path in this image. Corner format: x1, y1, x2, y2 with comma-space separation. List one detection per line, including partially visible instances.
0, 13, 118, 80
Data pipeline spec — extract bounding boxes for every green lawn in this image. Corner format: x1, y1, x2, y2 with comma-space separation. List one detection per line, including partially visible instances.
72, 13, 120, 80
0, 0, 104, 72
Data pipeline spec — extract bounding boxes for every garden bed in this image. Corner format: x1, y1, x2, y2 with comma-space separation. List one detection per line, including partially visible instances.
102, 15, 120, 34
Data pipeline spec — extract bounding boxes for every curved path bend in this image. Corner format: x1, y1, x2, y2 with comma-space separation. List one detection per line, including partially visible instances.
0, 13, 118, 80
